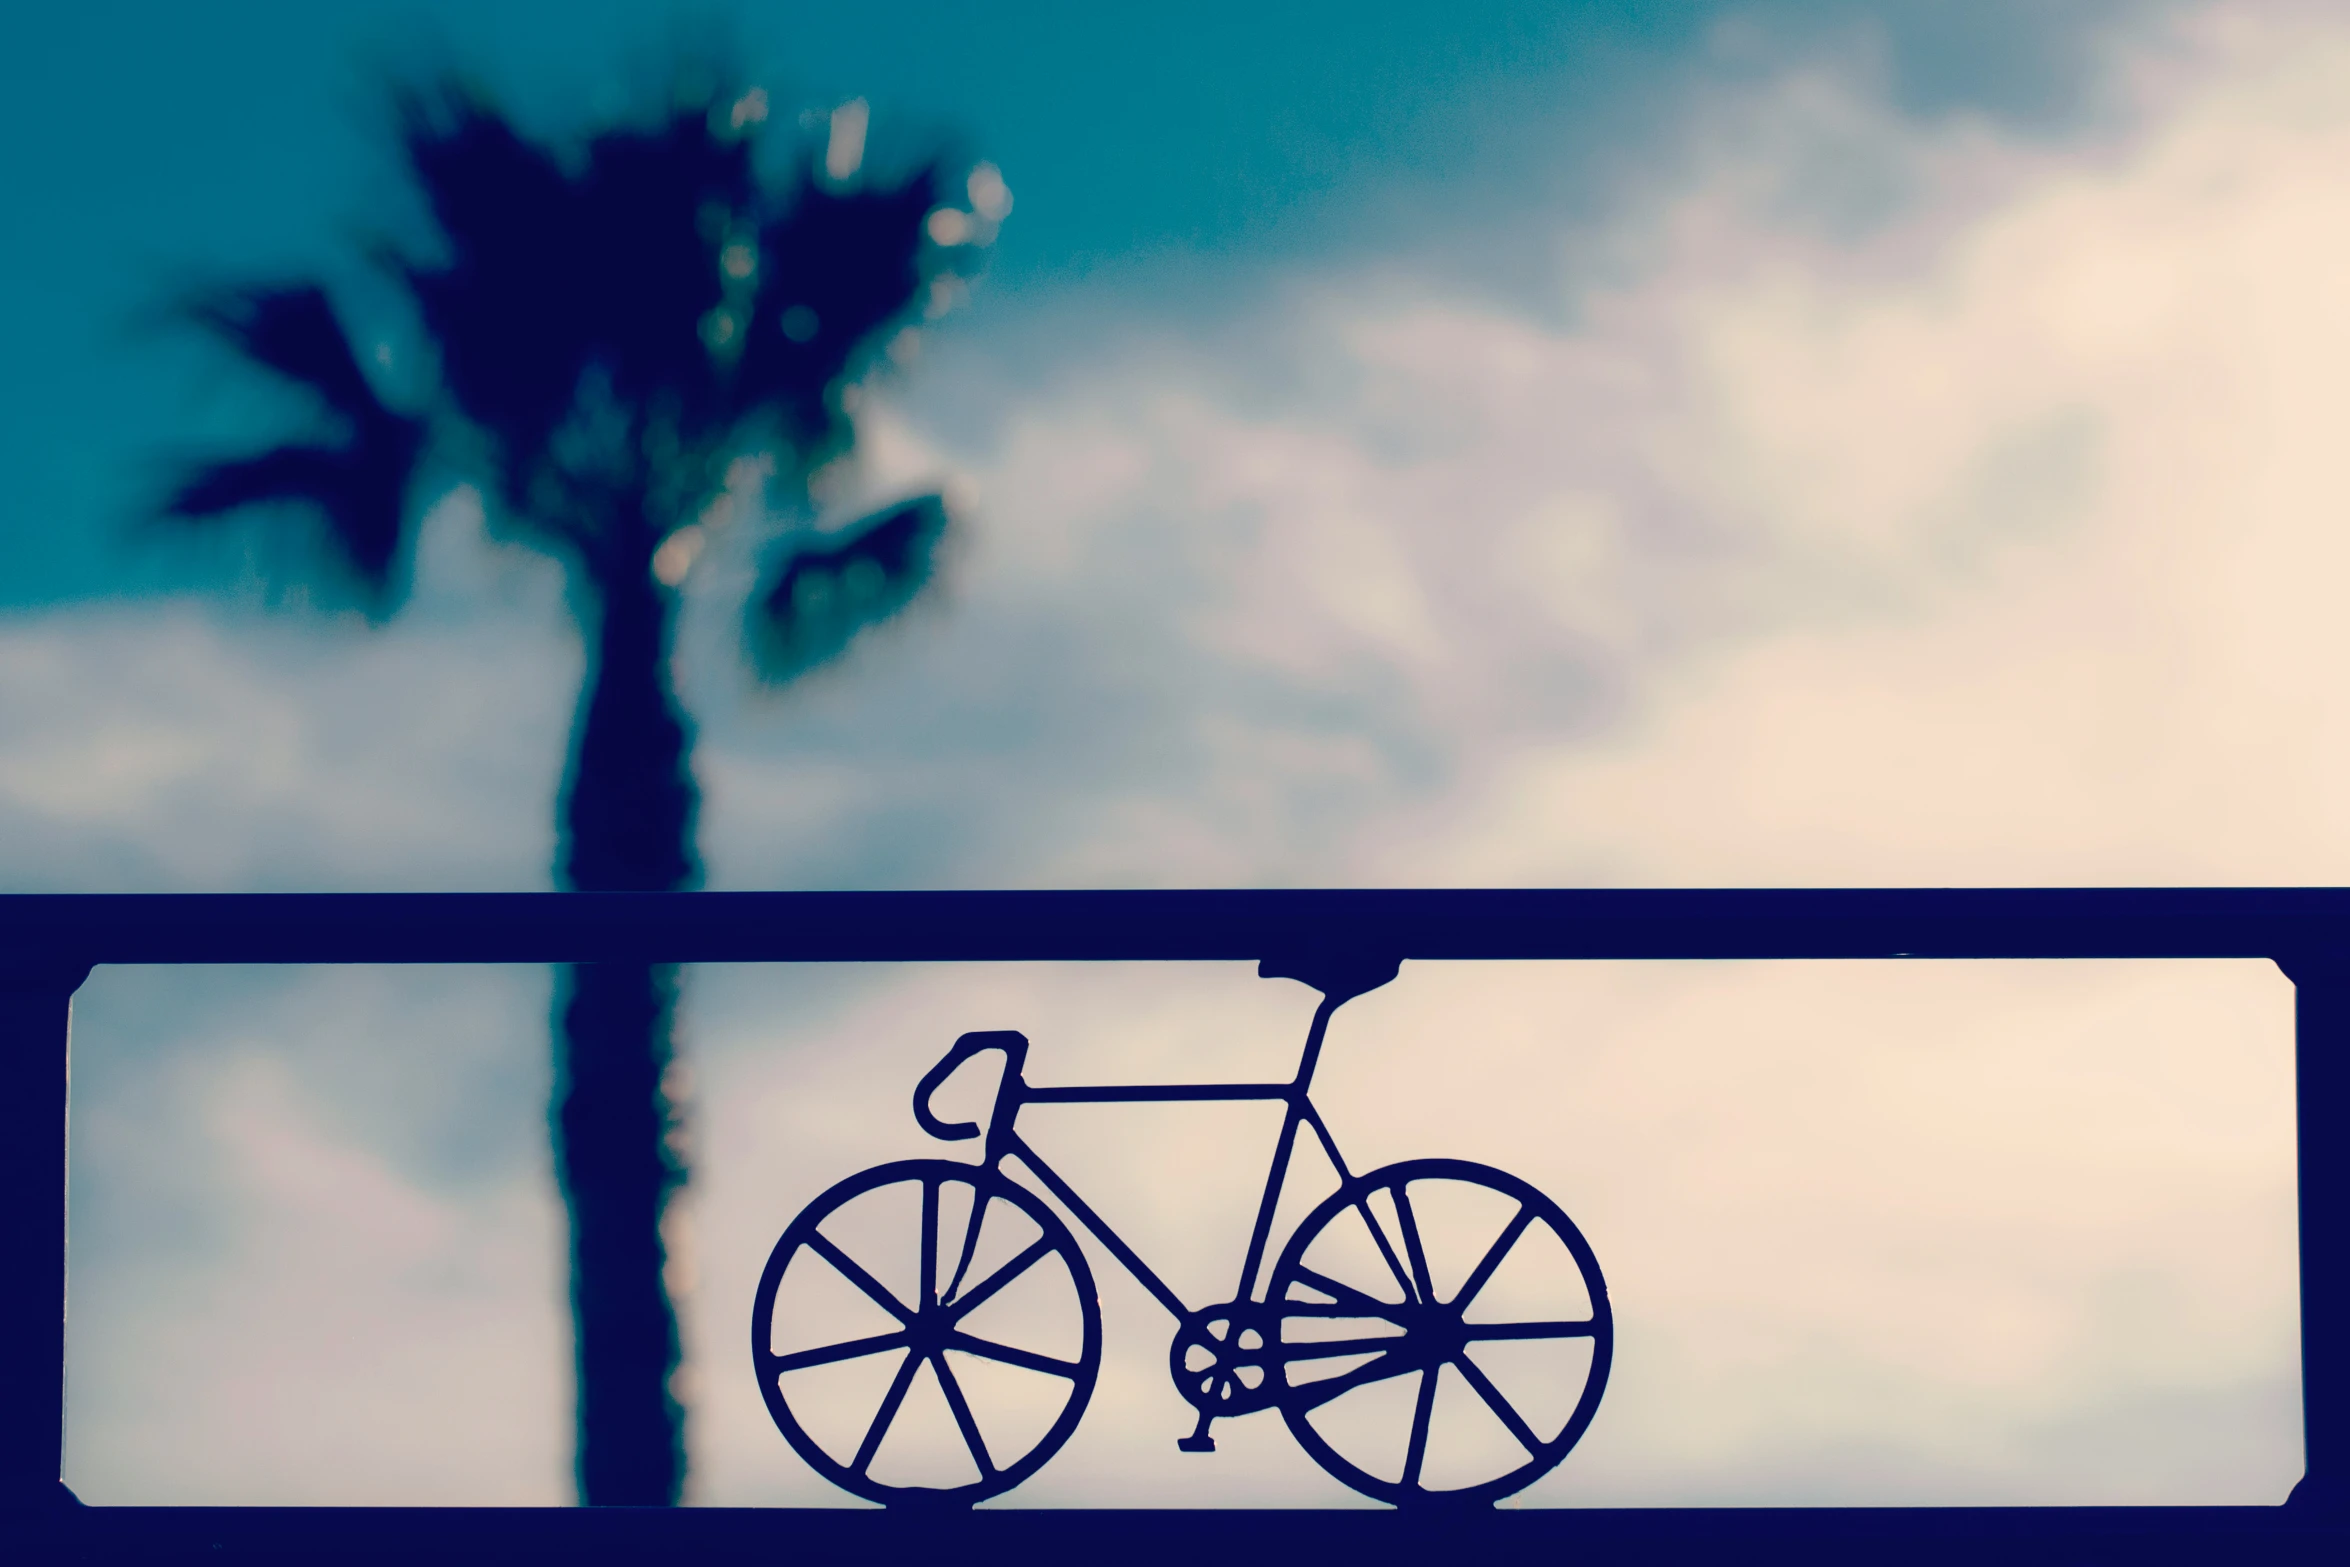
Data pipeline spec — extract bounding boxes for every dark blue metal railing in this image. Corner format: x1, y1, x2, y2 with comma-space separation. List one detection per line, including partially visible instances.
4, 888, 2345, 1562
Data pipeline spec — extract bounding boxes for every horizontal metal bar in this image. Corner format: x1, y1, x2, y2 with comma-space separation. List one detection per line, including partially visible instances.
0, 888, 2347, 965
17, 1505, 2344, 1563
1022, 1082, 1294, 1103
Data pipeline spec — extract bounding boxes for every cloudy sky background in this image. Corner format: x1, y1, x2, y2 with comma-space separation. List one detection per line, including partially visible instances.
0, 0, 2328, 1506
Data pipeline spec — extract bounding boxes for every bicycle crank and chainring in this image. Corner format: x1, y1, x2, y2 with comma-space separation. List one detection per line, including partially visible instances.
1168, 1301, 1283, 1430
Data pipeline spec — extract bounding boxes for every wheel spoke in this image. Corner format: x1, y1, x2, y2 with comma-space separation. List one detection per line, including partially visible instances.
1276, 1334, 1407, 1362
1452, 1350, 1544, 1457
850, 1350, 922, 1476
945, 1234, 1055, 1320
1393, 1184, 1435, 1305
1285, 1348, 1412, 1412
1452, 1204, 1534, 1310
1284, 1265, 1400, 1319
1466, 1319, 1600, 1340
932, 1351, 996, 1479
766, 1330, 908, 1374
920, 1177, 939, 1308
947, 1330, 1084, 1379
807, 1232, 913, 1324
1402, 1367, 1438, 1488
941, 1189, 990, 1304
1357, 1196, 1417, 1303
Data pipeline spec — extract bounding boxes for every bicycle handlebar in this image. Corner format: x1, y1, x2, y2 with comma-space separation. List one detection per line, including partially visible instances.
914, 1030, 1029, 1142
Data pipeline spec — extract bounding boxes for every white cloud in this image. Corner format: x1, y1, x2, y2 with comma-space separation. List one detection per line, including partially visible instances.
0, 491, 574, 892
1384, 7, 2350, 887
66, 966, 568, 1503
691, 3, 2350, 895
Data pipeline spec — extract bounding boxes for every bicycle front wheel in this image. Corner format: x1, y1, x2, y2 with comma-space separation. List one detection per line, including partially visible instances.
753, 1159, 1101, 1507
1269, 1159, 1611, 1508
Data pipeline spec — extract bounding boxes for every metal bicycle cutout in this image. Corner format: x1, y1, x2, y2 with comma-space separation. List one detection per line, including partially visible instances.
751, 955, 1612, 1509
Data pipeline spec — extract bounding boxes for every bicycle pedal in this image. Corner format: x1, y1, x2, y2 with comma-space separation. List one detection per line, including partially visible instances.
1176, 1434, 1216, 1453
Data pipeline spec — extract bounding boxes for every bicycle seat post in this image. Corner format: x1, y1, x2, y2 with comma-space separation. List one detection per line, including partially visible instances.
1260, 954, 1400, 1093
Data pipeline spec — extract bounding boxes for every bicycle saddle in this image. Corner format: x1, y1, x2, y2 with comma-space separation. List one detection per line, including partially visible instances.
1257, 952, 1400, 1006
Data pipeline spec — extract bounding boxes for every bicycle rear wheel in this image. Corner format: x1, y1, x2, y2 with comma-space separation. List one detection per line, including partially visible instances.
1270, 1159, 1611, 1508
753, 1159, 1101, 1507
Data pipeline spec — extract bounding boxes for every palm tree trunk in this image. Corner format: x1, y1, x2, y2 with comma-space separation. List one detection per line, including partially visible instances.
555, 533, 699, 1505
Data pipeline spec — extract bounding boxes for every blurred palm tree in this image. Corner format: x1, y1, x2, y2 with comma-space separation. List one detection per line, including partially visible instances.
162, 75, 999, 1504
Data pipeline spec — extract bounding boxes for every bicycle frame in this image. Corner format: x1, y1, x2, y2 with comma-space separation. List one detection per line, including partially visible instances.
915, 989, 1362, 1324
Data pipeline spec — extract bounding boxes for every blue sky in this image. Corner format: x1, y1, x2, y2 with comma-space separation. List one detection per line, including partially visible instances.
0, 0, 2322, 1510
3, 0, 2135, 602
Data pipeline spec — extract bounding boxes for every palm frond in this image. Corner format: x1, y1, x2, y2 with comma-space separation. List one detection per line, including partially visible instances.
748, 493, 949, 682
165, 284, 426, 597
577, 108, 755, 427
185, 286, 381, 422
395, 85, 591, 481
734, 165, 941, 456
167, 445, 346, 516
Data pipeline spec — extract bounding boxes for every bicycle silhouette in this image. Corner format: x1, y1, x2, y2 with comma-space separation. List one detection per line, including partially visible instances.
752, 956, 1612, 1508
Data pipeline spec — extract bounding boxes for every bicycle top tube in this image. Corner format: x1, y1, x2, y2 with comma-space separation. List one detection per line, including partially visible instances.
1020, 1079, 1295, 1104
920, 954, 1394, 1139
1015, 973, 1367, 1109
